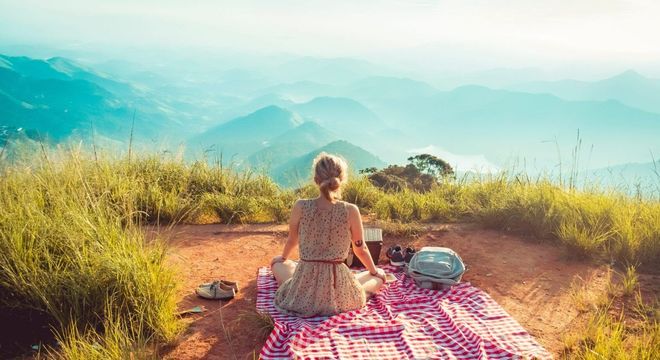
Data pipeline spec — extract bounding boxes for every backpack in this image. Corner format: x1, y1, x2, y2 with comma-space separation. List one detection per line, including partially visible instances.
406, 247, 466, 290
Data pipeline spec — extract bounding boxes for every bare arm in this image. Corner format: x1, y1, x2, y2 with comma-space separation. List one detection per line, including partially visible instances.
348, 204, 382, 276
271, 200, 302, 265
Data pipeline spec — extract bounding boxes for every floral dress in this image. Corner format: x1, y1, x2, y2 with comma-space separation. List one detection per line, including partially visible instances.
274, 199, 367, 317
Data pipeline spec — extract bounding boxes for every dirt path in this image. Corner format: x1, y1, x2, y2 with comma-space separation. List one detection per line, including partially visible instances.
159, 222, 614, 359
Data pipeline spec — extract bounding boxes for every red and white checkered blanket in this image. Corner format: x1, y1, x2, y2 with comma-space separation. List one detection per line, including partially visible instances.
257, 266, 551, 359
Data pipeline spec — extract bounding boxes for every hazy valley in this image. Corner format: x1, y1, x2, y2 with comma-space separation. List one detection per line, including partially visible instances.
1, 52, 659, 191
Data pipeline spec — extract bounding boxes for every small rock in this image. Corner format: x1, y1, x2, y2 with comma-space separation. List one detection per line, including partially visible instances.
486, 273, 492, 277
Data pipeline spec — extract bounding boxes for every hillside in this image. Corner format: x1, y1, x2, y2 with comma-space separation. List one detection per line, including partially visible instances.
188, 106, 304, 159
0, 54, 185, 143
272, 140, 385, 187
246, 121, 339, 170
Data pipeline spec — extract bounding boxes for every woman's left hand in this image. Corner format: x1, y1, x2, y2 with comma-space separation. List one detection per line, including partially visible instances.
270, 255, 286, 266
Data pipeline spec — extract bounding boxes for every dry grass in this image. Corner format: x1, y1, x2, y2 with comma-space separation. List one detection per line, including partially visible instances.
563, 266, 659, 359
235, 310, 275, 341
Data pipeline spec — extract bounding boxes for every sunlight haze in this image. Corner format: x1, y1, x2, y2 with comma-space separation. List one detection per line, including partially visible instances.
2, 0, 660, 75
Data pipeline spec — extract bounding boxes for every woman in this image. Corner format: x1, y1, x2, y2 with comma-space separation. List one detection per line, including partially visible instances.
270, 152, 387, 317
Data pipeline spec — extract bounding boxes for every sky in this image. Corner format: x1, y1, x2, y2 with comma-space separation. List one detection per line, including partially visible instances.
1, 0, 659, 74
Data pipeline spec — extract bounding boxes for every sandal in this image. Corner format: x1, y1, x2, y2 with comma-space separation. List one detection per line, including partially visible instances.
196, 281, 235, 300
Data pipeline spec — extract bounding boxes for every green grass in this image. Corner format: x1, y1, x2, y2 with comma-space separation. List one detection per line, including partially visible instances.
0, 151, 184, 359
620, 265, 640, 296
562, 267, 659, 359
1, 147, 659, 357
562, 306, 659, 359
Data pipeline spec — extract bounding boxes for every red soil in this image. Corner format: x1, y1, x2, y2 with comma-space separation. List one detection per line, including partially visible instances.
157, 222, 644, 359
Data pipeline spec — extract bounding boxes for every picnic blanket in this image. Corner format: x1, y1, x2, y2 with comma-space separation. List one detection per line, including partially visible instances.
257, 266, 551, 359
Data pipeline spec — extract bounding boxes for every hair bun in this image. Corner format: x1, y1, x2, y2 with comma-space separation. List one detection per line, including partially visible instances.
327, 177, 340, 191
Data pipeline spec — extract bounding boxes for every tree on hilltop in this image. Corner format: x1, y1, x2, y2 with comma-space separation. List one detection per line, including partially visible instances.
407, 154, 454, 178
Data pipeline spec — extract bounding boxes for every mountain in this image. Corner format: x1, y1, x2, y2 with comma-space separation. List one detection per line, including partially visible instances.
291, 96, 382, 134
1, 55, 136, 97
272, 140, 386, 187
188, 106, 304, 159
270, 121, 338, 147
246, 121, 338, 169
211, 94, 296, 126
0, 54, 186, 143
509, 70, 660, 114
363, 85, 660, 168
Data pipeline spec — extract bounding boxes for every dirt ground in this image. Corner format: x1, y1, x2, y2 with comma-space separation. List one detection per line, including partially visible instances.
156, 222, 652, 360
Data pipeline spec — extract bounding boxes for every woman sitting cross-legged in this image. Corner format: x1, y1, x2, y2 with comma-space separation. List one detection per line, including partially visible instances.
270, 152, 387, 317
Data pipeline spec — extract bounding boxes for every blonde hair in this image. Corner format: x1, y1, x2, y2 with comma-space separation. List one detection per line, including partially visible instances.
312, 152, 348, 202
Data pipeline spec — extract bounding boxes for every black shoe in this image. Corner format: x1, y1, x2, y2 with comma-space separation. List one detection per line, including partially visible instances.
386, 245, 405, 267
403, 247, 416, 264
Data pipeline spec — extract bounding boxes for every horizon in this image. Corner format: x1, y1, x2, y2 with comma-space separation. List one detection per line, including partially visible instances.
2, 0, 660, 79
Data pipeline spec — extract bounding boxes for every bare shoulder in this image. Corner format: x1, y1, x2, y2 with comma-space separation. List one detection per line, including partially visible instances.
292, 199, 307, 210
343, 201, 360, 216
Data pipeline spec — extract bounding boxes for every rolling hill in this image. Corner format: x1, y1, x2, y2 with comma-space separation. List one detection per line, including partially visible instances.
187, 105, 304, 159
246, 121, 338, 170
272, 140, 386, 187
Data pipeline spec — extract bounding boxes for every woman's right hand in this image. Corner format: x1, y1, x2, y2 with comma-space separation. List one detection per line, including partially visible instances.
370, 267, 387, 283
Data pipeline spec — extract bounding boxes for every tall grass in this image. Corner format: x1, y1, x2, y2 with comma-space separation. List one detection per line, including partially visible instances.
563, 306, 659, 359
357, 171, 660, 269
1, 146, 659, 357
0, 150, 184, 358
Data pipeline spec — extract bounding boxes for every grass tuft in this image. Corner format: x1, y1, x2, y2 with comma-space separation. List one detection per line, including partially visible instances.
236, 310, 275, 340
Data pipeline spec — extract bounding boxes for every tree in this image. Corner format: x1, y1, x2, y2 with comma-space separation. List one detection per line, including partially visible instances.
407, 154, 454, 178
359, 167, 378, 175
367, 164, 436, 192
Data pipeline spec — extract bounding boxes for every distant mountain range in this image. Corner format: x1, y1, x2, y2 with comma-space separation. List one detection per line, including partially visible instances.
509, 70, 660, 114
2, 53, 659, 190
354, 84, 660, 166
187, 105, 385, 185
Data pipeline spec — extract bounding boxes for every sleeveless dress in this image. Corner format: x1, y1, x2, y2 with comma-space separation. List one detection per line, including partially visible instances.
273, 199, 367, 317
